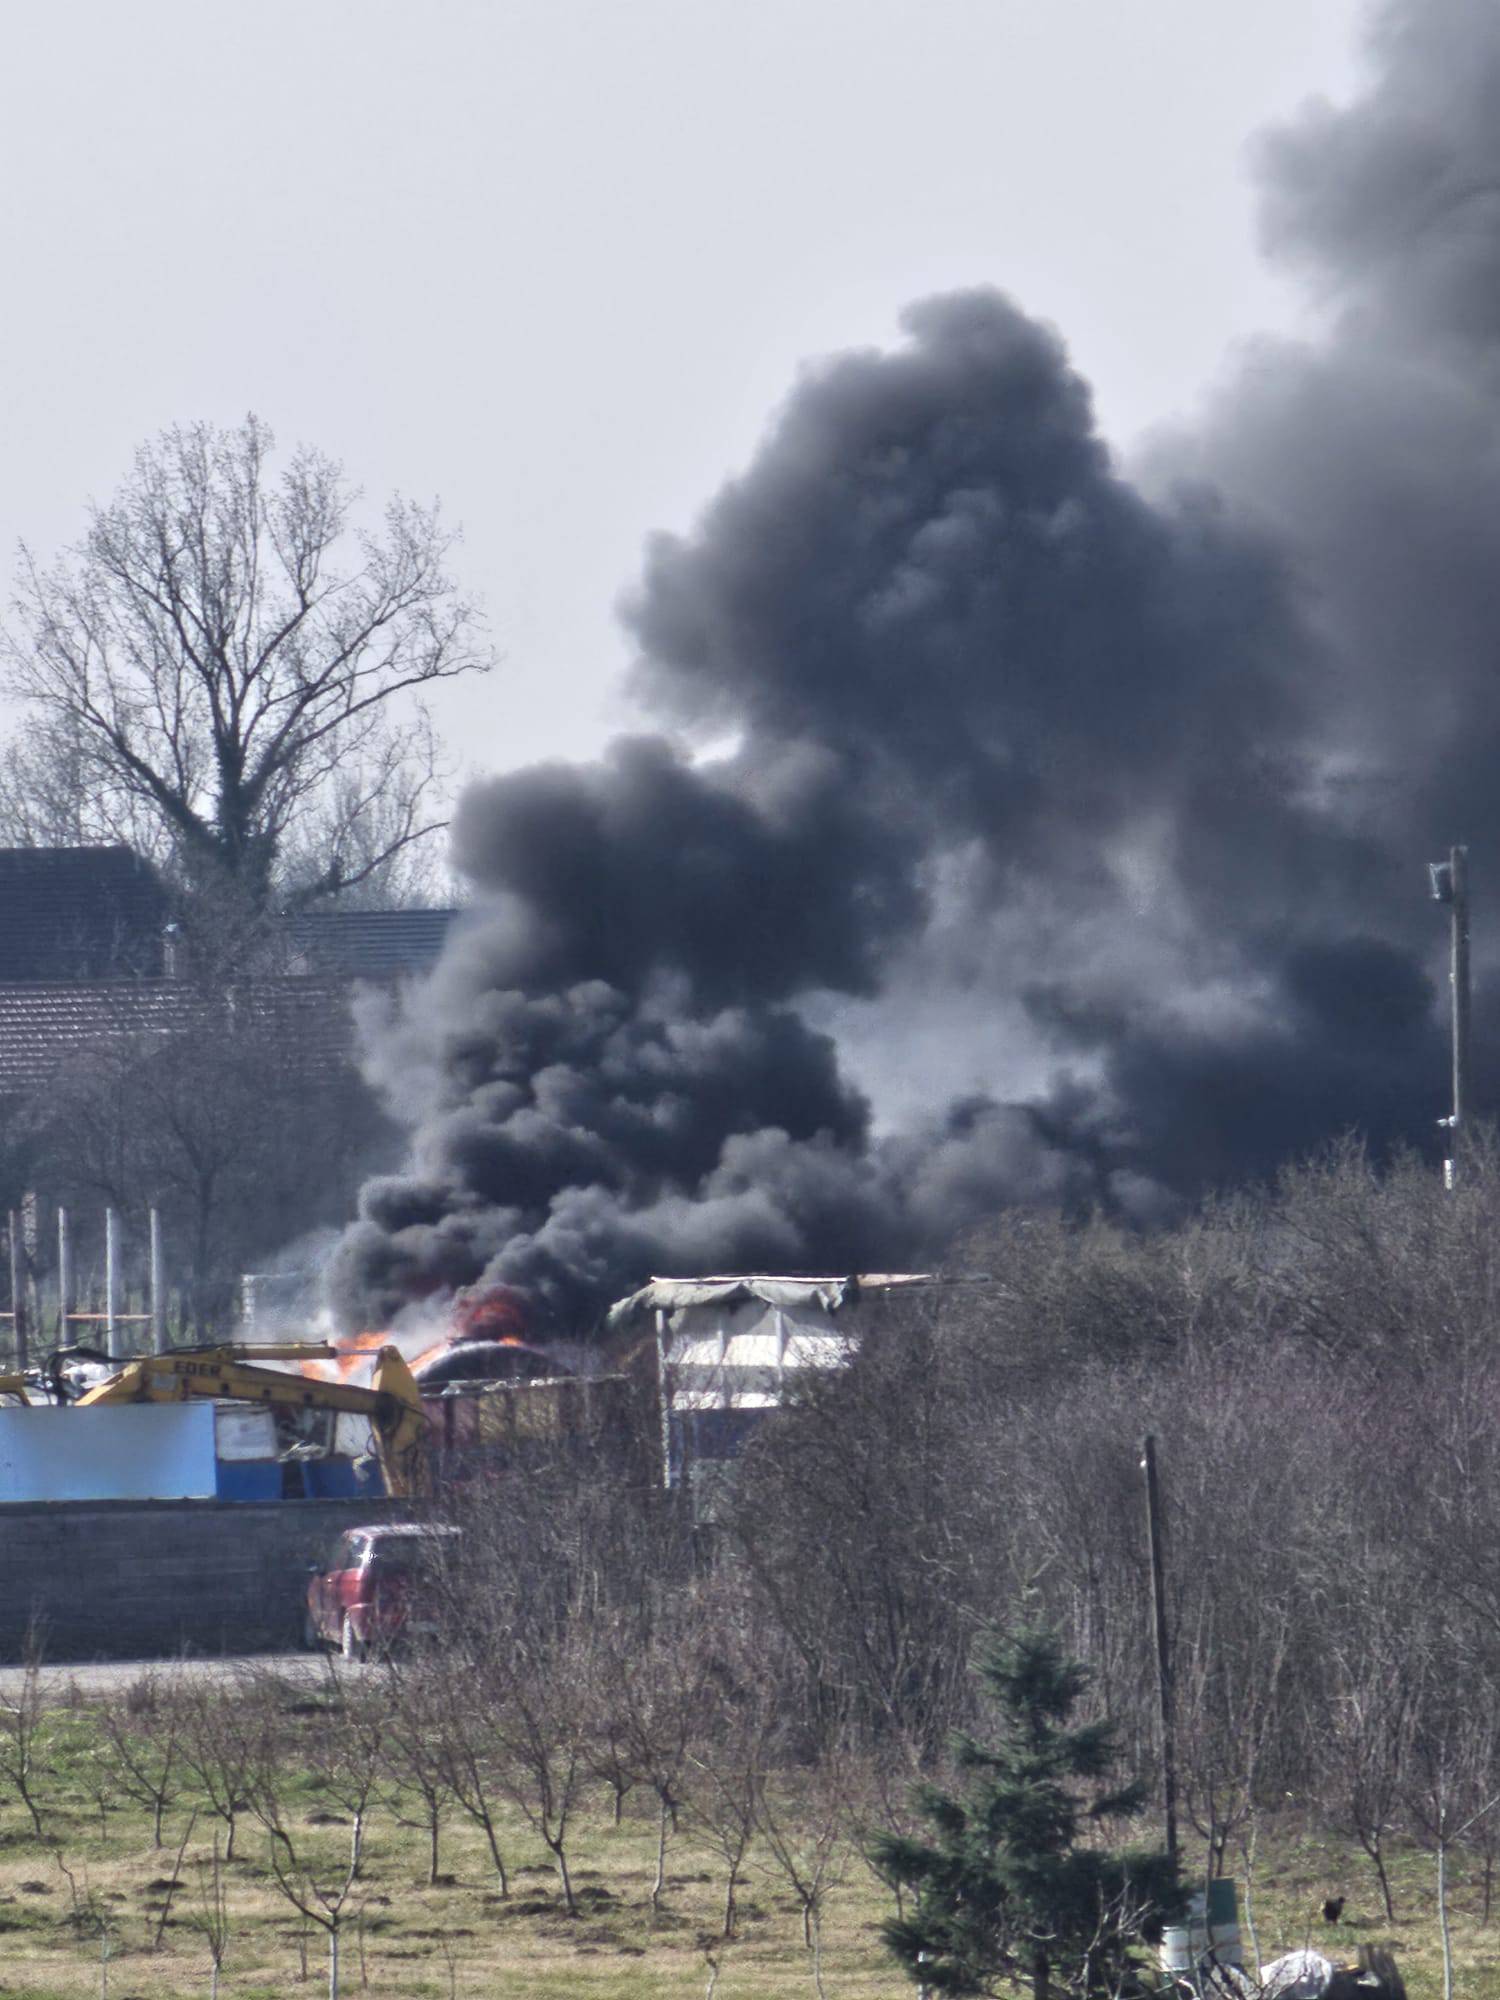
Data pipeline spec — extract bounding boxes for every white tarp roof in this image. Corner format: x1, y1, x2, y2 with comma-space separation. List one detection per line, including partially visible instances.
606, 1272, 941, 1328
607, 1273, 973, 1419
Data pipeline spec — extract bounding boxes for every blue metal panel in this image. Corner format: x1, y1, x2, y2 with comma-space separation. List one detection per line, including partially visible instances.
303, 1457, 381, 1499
0, 1405, 218, 1501
214, 1459, 282, 1502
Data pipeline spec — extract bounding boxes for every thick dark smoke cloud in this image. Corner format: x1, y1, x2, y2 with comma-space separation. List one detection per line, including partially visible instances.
330, 0, 1497, 1332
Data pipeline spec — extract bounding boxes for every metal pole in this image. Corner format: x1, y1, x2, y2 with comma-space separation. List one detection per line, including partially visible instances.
654, 1308, 675, 1491
105, 1207, 121, 1360
20, 1195, 36, 1364
1142, 1434, 1178, 1869
1450, 844, 1471, 1189
149, 1207, 166, 1353
57, 1207, 71, 1341
6, 1211, 25, 1372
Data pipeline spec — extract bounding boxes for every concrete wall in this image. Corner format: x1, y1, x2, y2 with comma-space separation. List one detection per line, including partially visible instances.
0, 1495, 408, 1662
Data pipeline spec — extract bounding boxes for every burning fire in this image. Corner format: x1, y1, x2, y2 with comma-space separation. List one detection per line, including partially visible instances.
450, 1285, 529, 1344
304, 1285, 533, 1386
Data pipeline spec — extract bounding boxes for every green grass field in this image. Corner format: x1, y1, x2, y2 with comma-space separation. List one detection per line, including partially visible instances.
0, 1680, 1495, 1998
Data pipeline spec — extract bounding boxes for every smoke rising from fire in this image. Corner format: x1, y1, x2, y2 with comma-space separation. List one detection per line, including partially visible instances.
330, 0, 1498, 1332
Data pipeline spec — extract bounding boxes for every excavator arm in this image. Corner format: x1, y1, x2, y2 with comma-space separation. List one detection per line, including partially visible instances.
75, 1345, 430, 1498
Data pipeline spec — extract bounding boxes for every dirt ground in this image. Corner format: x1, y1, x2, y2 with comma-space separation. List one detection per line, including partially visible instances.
0, 1653, 324, 1701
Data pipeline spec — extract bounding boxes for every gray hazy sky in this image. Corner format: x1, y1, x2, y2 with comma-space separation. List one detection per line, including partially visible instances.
0, 0, 1364, 775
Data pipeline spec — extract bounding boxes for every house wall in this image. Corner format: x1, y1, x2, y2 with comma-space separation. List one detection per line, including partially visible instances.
0, 1495, 407, 1661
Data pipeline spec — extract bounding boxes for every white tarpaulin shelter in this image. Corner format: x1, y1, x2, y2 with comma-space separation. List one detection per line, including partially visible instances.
607, 1273, 977, 1488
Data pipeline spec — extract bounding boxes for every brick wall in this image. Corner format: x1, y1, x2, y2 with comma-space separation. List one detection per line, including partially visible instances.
0, 1496, 411, 1661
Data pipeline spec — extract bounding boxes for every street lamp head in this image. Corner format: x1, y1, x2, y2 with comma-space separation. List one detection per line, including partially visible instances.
1430, 861, 1455, 903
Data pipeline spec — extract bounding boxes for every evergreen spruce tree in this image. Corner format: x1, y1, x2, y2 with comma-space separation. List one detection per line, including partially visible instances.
873, 1623, 1178, 1998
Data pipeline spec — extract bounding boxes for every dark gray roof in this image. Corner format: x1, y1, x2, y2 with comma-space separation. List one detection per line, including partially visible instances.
0, 978, 355, 1096
281, 908, 460, 978
0, 847, 167, 981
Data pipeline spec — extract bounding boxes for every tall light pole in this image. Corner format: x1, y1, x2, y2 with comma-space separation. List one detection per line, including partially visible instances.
1429, 844, 1471, 1188
1141, 1434, 1177, 1868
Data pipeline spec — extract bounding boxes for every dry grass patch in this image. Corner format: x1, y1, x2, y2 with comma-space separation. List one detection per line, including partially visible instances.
0, 1687, 1497, 1997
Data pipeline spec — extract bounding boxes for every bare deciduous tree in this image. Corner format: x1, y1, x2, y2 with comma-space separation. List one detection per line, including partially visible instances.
29, 982, 389, 1334
189, 1835, 233, 2000
483, 1634, 590, 1918
299, 1669, 388, 1888
0, 1634, 51, 1842
585, 1590, 717, 1917
380, 1665, 456, 1887
98, 1674, 183, 1847
753, 1744, 852, 1997
683, 1623, 787, 1943
2, 414, 491, 909
175, 1670, 275, 1863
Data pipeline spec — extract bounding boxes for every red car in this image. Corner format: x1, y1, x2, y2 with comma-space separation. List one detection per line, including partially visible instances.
304, 1522, 460, 1660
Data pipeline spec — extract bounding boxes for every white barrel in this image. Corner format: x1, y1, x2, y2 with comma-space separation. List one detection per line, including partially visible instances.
1161, 1926, 1195, 1975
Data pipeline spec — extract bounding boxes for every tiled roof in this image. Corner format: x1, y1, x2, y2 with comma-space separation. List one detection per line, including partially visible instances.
281, 908, 461, 978
0, 979, 355, 1097
0, 847, 167, 980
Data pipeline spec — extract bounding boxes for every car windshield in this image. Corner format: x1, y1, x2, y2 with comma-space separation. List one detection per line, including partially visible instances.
367, 1538, 445, 1580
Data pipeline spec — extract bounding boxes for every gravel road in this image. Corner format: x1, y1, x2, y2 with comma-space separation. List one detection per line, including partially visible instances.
0, 1653, 343, 1700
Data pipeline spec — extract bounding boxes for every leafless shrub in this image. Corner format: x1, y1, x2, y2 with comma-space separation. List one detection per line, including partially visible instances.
681, 1611, 791, 1940
188, 1835, 232, 2000
0, 1628, 52, 1841
379, 1664, 456, 1886
246, 1698, 375, 2000
175, 1668, 279, 1863
753, 1741, 853, 1995
98, 1671, 184, 1846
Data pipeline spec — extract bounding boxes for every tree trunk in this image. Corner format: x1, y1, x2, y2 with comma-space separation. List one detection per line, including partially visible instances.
812, 1905, 829, 2000
193, 1189, 214, 1342
480, 1811, 508, 1897
1364, 1834, 1396, 1922
328, 1922, 340, 2000
652, 1796, 669, 1915
548, 1836, 577, 1917
1032, 1946, 1049, 2000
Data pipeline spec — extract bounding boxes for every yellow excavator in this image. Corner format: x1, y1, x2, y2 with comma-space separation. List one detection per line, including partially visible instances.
71, 1343, 431, 1498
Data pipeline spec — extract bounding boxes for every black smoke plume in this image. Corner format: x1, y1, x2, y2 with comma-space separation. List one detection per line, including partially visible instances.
331, 0, 1497, 1332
